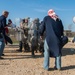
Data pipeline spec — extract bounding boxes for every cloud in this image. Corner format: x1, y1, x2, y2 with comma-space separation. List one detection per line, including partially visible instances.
15, 18, 22, 23
34, 9, 47, 13
34, 7, 75, 13
15, 18, 20, 21
14, 18, 22, 27
53, 7, 75, 11
30, 18, 33, 22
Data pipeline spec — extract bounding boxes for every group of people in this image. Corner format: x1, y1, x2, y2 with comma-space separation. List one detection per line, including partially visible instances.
0, 9, 68, 71
16, 17, 42, 56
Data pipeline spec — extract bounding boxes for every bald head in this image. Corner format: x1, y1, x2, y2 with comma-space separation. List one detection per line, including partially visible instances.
2, 11, 9, 18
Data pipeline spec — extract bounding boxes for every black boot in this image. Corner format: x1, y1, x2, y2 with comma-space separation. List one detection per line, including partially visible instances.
17, 41, 22, 52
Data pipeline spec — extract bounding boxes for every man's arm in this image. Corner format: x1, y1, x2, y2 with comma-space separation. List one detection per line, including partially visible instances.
39, 17, 46, 39
2, 18, 7, 27
2, 18, 11, 28
60, 20, 64, 36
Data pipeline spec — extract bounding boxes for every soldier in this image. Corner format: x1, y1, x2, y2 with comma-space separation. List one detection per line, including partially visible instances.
18, 18, 30, 52
23, 18, 30, 52
30, 18, 40, 56
28, 20, 36, 44
16, 19, 25, 52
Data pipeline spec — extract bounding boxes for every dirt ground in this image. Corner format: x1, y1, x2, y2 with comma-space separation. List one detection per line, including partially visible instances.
0, 42, 75, 75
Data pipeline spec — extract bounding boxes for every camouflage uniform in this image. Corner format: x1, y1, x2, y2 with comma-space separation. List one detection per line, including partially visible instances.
30, 18, 40, 55
17, 19, 30, 52
28, 21, 34, 43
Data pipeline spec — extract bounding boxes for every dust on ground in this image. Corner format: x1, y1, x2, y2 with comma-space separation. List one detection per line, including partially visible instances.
0, 42, 75, 75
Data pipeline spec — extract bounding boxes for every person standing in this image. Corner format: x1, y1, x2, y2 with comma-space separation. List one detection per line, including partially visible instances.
31, 18, 40, 56
16, 19, 25, 52
0, 11, 9, 59
39, 9, 64, 70
17, 18, 29, 52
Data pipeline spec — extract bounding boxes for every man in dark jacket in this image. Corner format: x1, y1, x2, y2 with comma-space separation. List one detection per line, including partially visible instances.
0, 11, 9, 59
39, 9, 64, 70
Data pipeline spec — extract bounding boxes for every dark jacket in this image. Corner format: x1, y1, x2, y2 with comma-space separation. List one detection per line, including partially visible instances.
0, 15, 13, 44
39, 16, 64, 57
52, 18, 64, 40
0, 15, 7, 33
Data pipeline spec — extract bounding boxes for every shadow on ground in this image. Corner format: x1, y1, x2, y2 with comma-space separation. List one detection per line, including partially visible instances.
2, 54, 43, 60
61, 65, 75, 71
48, 65, 75, 71
62, 48, 75, 56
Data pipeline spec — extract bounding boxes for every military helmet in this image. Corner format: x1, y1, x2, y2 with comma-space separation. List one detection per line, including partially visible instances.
34, 18, 39, 23
25, 17, 30, 20
34, 18, 39, 21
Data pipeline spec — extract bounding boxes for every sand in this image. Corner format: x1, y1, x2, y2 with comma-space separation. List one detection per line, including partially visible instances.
0, 42, 75, 75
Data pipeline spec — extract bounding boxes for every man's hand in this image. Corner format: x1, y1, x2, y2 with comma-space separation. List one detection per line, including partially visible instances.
8, 23, 11, 26
40, 36, 43, 40
72, 39, 74, 43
